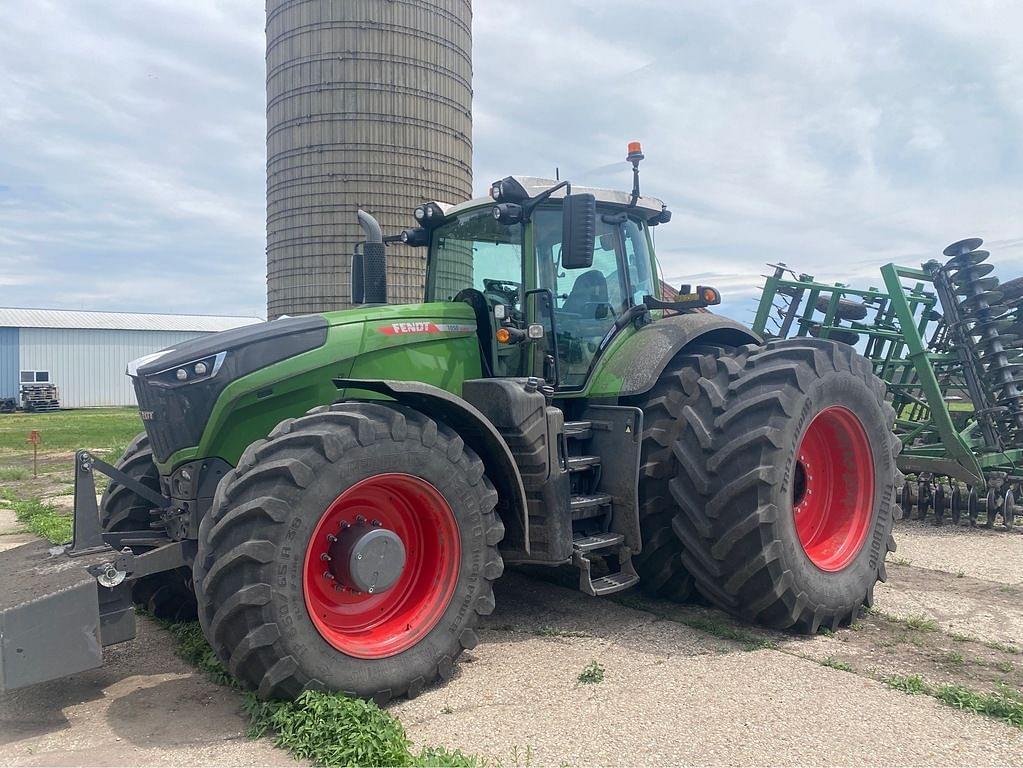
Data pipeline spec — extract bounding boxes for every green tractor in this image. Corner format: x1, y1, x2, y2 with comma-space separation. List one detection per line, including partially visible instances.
0, 147, 900, 701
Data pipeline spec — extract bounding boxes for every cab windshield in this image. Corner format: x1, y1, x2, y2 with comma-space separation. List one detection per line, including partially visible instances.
424, 209, 523, 312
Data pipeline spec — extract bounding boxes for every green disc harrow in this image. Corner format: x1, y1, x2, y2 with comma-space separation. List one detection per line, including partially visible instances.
752, 237, 1023, 529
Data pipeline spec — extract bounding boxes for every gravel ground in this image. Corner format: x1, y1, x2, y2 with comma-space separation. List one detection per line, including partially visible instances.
0, 515, 1020, 766
391, 569, 1023, 767
0, 620, 294, 767
892, 519, 1023, 584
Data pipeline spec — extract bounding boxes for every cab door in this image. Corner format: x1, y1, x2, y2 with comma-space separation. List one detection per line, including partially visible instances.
533, 208, 638, 388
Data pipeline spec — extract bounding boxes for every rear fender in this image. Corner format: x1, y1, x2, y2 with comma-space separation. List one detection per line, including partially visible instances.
334, 378, 530, 554
586, 313, 761, 398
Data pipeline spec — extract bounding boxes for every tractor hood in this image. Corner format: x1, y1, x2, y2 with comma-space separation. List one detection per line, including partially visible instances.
129, 302, 479, 464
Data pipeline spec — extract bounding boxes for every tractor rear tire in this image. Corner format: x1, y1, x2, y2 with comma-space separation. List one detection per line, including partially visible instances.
192, 402, 504, 702
101, 432, 197, 621
626, 346, 734, 601
671, 338, 900, 631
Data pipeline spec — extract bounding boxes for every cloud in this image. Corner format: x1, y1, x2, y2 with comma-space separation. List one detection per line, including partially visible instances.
0, 0, 1021, 323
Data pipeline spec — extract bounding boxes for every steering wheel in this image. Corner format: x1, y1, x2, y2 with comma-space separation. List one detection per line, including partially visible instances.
482, 279, 522, 315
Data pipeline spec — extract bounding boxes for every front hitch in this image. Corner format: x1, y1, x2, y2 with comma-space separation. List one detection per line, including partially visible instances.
0, 450, 190, 692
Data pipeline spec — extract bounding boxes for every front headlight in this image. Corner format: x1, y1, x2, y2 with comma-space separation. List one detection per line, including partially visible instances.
146, 351, 226, 388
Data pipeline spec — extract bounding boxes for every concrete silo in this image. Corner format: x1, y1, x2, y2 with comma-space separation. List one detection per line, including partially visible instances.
266, 0, 473, 318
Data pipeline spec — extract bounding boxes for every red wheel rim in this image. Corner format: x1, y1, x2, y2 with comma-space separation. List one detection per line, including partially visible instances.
303, 473, 460, 659
792, 407, 874, 571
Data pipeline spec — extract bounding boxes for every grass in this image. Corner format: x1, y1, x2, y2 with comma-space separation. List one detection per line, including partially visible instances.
1, 491, 70, 543
870, 608, 938, 632
160, 619, 480, 767
0, 465, 29, 481
0, 408, 142, 457
679, 614, 776, 650
577, 660, 605, 685
820, 657, 854, 672
884, 674, 1023, 729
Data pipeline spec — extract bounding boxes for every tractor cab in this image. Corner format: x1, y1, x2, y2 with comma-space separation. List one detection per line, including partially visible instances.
419, 176, 669, 388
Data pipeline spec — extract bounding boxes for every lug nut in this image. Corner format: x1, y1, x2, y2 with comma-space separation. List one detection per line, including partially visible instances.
326, 533, 337, 543
371, 519, 382, 527
356, 515, 366, 523
340, 521, 350, 529
323, 570, 335, 581
320, 552, 331, 561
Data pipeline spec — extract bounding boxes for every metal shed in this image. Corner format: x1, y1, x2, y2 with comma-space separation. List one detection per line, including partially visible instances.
0, 308, 261, 408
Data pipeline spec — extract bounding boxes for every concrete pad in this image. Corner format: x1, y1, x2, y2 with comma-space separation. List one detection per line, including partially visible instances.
393, 575, 1023, 767
0, 509, 22, 536
875, 561, 1023, 646
893, 520, 1023, 584
0, 617, 295, 767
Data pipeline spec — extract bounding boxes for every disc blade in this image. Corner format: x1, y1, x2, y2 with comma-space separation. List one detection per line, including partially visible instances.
943, 238, 984, 258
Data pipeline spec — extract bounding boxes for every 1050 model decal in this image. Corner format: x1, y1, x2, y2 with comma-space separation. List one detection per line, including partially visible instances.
377, 322, 477, 336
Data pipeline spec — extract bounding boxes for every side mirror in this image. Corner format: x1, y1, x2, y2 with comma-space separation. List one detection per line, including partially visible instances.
561, 193, 596, 269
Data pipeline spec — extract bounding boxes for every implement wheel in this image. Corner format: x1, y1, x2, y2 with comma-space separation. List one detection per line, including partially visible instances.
932, 484, 947, 526
101, 432, 196, 620
950, 485, 963, 526
985, 489, 999, 529
193, 403, 503, 702
671, 338, 899, 631
900, 482, 916, 521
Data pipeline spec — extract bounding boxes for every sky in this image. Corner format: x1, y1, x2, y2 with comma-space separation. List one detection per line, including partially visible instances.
1, 0, 1021, 322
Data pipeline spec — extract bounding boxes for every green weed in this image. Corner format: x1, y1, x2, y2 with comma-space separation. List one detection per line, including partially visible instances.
578, 660, 605, 685
883, 673, 927, 694
884, 675, 1023, 729
247, 692, 479, 767
820, 657, 853, 672
2, 491, 70, 543
158, 618, 480, 766
0, 465, 29, 481
679, 615, 776, 650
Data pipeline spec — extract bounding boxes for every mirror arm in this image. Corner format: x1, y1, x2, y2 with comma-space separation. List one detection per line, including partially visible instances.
522, 180, 570, 220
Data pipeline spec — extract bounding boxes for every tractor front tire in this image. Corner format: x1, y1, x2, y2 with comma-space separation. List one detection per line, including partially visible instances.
193, 402, 504, 702
672, 339, 900, 631
101, 432, 197, 621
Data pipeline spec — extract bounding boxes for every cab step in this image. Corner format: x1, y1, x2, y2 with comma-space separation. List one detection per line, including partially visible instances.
567, 455, 600, 473
570, 493, 612, 520
564, 421, 592, 440
572, 532, 623, 552
571, 535, 639, 597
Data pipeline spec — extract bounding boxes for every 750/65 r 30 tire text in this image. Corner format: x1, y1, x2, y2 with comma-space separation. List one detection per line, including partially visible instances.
192, 402, 504, 702
671, 338, 900, 631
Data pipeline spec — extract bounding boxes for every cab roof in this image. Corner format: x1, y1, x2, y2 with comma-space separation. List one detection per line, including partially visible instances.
442, 176, 668, 220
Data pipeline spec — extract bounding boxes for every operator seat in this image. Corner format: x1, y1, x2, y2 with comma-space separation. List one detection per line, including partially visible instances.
562, 270, 609, 318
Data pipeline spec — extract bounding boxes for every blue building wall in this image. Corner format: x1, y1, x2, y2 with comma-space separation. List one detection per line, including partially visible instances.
0, 327, 18, 399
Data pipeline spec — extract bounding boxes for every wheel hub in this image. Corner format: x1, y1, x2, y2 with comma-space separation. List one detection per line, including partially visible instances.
792, 406, 874, 572
326, 522, 406, 594
303, 473, 461, 659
